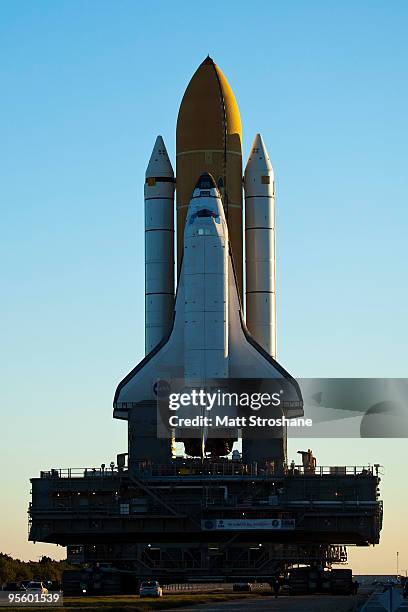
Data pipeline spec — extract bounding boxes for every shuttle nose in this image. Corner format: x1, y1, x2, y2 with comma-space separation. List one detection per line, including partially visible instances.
195, 172, 217, 191
186, 171, 226, 230
192, 172, 221, 201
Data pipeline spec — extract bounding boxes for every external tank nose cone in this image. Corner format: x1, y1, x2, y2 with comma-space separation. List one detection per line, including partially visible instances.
176, 59, 242, 153
195, 172, 217, 190
201, 55, 215, 65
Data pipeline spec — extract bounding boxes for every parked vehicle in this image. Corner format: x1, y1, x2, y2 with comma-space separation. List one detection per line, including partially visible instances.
20, 581, 31, 590
25, 582, 49, 594
139, 580, 163, 597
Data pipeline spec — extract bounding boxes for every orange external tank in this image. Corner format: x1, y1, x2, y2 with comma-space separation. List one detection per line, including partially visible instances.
176, 56, 243, 300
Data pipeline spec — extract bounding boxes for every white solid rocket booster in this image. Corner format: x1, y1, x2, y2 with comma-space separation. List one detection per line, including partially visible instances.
144, 136, 175, 354
244, 134, 276, 358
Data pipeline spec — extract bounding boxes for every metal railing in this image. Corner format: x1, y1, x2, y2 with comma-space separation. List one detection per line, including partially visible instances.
38, 463, 378, 479
285, 465, 377, 476
39, 467, 126, 479
133, 463, 377, 478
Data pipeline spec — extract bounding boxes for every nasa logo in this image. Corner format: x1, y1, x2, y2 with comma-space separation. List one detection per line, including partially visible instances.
204, 520, 215, 530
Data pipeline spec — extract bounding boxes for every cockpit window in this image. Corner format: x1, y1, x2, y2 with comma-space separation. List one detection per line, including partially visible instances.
189, 208, 221, 225
197, 208, 218, 218
199, 180, 212, 189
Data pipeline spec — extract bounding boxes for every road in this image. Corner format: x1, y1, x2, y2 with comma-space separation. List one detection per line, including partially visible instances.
167, 594, 365, 611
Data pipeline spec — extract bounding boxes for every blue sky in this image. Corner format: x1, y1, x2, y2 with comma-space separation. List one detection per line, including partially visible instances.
1, 1, 407, 572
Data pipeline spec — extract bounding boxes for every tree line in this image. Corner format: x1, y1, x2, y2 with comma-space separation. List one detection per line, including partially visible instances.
0, 553, 75, 586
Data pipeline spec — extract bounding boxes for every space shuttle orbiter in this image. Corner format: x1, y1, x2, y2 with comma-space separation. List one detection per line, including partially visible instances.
113, 57, 302, 468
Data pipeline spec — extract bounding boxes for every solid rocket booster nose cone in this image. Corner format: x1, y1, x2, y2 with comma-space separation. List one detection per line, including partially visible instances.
195, 172, 217, 190
146, 135, 174, 178
245, 133, 273, 178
